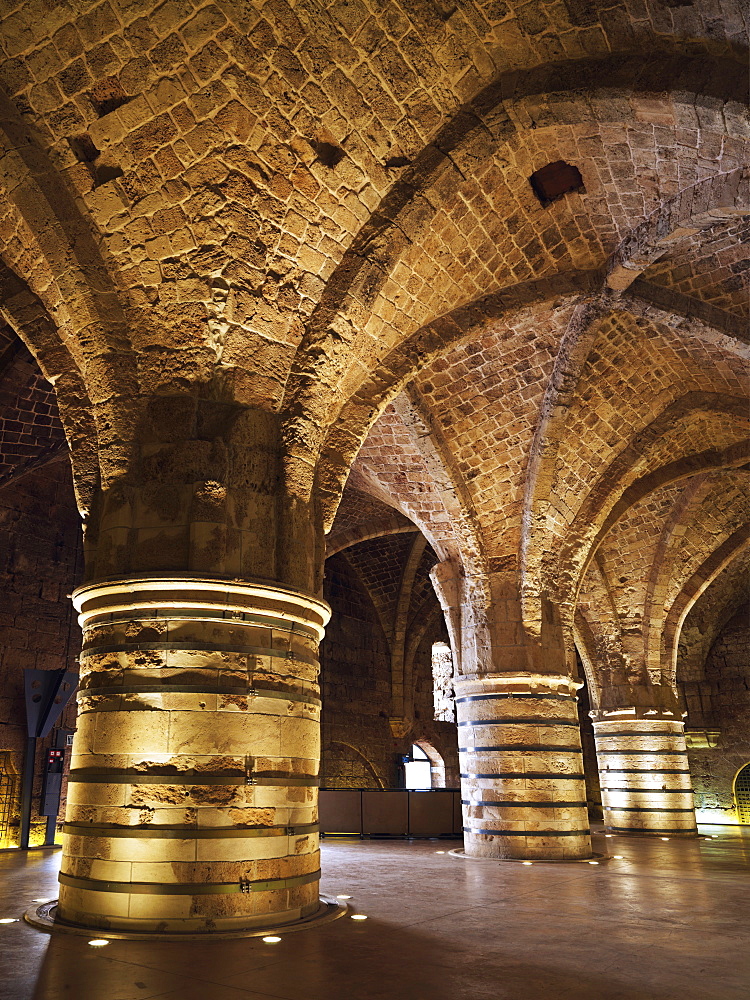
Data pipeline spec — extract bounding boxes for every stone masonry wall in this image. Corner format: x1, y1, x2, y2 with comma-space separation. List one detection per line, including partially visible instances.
320, 544, 457, 790
686, 605, 750, 824
410, 628, 460, 787
0, 459, 82, 846
320, 551, 393, 788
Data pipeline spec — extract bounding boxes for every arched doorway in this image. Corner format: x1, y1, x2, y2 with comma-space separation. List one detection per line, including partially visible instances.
733, 763, 750, 824
404, 743, 432, 789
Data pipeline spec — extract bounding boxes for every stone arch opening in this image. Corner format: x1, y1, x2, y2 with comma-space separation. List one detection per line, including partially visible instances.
412, 739, 449, 790
733, 763, 750, 825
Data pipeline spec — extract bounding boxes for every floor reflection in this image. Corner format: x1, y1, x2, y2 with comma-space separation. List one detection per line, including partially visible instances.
0, 827, 747, 1000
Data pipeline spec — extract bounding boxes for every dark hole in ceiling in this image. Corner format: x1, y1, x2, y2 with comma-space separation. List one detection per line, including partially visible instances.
529, 161, 585, 208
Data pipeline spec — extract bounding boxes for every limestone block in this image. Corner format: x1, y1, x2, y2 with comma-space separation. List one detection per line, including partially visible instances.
193, 837, 292, 862
127, 895, 193, 919
167, 711, 280, 755
87, 859, 133, 882
280, 716, 320, 758
66, 781, 129, 808
103, 838, 199, 863
58, 887, 131, 921
93, 712, 171, 755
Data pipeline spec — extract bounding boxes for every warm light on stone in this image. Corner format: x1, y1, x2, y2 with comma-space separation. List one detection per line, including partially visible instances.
57, 576, 330, 934
592, 713, 698, 837
455, 673, 592, 861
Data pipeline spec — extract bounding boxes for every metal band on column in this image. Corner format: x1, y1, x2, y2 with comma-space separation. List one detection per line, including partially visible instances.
456, 674, 592, 860
57, 576, 330, 933
592, 713, 698, 837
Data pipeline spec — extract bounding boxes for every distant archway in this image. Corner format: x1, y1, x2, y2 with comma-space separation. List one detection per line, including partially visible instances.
733, 763, 750, 825
405, 741, 447, 790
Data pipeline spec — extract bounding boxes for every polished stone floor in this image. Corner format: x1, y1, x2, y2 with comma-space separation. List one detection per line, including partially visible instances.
1, 826, 748, 1000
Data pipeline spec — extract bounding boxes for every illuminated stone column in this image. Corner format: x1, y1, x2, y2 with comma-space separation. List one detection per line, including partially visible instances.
57, 575, 330, 933
592, 710, 698, 837
456, 673, 591, 859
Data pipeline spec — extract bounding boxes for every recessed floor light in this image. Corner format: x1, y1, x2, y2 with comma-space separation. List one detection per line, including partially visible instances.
661, 837, 670, 841
613, 855, 624, 859
605, 834, 613, 838
521, 861, 533, 865
350, 914, 368, 921
32, 899, 47, 903
588, 861, 599, 865
0, 918, 17, 924
435, 850, 445, 854
88, 939, 109, 947
262, 936, 281, 943
336, 894, 352, 900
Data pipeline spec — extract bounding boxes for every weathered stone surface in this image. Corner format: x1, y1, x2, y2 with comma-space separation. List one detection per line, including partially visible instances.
0, 0, 746, 926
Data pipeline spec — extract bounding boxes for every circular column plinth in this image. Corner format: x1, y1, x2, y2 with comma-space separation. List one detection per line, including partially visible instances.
456, 673, 592, 860
57, 576, 330, 933
25, 895, 346, 941
592, 713, 698, 837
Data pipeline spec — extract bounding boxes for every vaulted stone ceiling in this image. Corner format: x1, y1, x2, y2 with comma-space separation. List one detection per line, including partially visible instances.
0, 0, 747, 646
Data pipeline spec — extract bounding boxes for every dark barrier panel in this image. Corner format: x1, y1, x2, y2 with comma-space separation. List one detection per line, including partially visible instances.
320, 790, 462, 838
363, 790, 409, 835
318, 790, 362, 833
408, 790, 455, 837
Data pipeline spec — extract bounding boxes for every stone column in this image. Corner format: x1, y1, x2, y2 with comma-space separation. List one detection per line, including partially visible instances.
433, 562, 592, 860
55, 396, 331, 932
592, 710, 698, 837
57, 576, 329, 932
456, 673, 591, 859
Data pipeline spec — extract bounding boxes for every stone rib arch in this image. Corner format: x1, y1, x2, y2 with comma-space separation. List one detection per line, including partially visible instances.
663, 526, 750, 689
316, 279, 745, 620
282, 49, 748, 486
520, 295, 612, 634
0, 259, 99, 513
390, 388, 486, 574
572, 613, 606, 712
549, 394, 749, 614
641, 476, 716, 681
0, 91, 134, 372
618, 284, 749, 353
323, 741, 386, 791
0, 90, 139, 489
606, 167, 750, 292
677, 552, 750, 693
390, 533, 428, 724
326, 521, 418, 558
574, 552, 629, 707
314, 270, 598, 531
521, 169, 750, 632
334, 385, 489, 591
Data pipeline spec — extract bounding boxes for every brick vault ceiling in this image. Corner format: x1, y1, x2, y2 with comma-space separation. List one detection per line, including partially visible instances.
0, 0, 746, 634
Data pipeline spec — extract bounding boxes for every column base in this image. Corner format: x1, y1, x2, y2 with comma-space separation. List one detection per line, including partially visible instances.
603, 827, 699, 838
24, 895, 346, 940
449, 847, 607, 864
